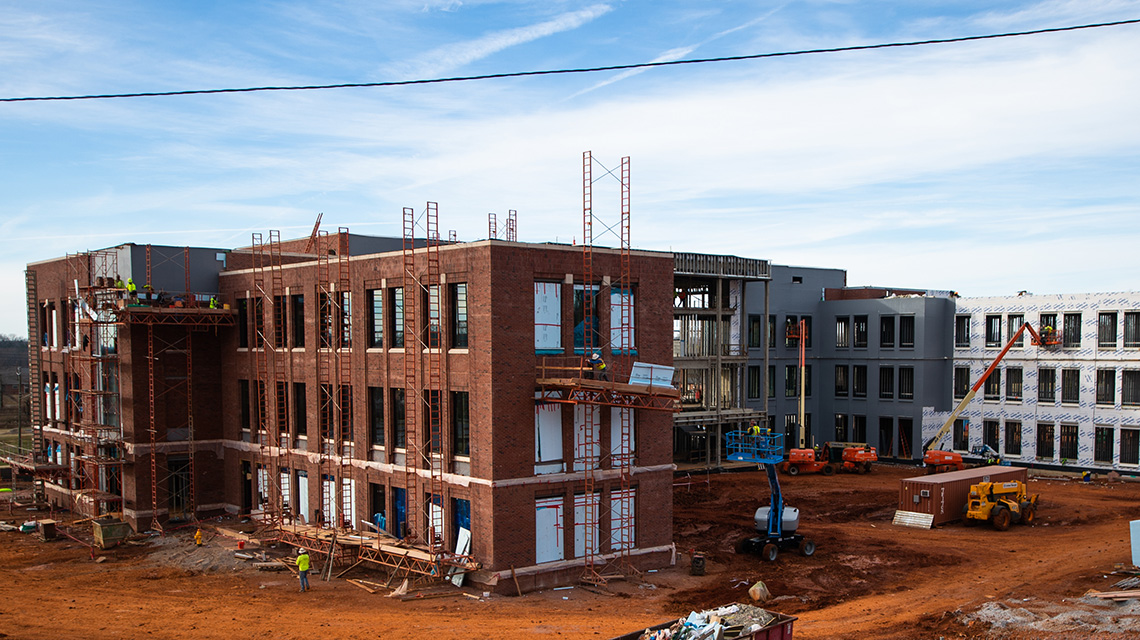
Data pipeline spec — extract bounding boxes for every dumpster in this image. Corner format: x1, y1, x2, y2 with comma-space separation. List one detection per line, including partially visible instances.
92, 518, 132, 548
611, 603, 795, 640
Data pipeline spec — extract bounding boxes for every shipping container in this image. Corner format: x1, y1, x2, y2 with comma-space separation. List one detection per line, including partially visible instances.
898, 466, 1028, 526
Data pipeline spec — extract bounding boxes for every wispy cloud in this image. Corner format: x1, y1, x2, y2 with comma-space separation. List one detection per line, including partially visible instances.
399, 4, 613, 78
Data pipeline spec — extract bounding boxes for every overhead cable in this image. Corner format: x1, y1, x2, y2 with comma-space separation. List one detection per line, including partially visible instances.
2, 18, 1138, 103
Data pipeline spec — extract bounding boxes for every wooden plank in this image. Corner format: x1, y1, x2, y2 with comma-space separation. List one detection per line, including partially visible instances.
347, 579, 378, 594
335, 559, 365, 579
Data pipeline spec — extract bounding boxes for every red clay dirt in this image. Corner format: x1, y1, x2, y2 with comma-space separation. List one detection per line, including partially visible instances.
4, 464, 1140, 639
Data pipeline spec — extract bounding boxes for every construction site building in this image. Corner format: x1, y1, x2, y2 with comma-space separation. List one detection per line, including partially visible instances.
939, 291, 1140, 472
671, 253, 770, 466
20, 234, 678, 591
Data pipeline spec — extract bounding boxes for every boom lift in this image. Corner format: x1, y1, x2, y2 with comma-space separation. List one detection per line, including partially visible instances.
923, 322, 1048, 473
727, 430, 816, 561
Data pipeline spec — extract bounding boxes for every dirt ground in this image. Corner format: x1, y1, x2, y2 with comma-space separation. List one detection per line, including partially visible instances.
4, 464, 1140, 640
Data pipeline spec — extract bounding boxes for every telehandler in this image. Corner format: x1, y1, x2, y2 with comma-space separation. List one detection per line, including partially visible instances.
962, 480, 1038, 531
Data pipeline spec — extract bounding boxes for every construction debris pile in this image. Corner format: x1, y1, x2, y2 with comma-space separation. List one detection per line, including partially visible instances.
635, 603, 779, 640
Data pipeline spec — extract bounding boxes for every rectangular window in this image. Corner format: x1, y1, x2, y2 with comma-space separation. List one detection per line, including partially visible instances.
898, 417, 913, 457
1094, 427, 1114, 463
852, 365, 867, 398
880, 316, 895, 348
899, 367, 915, 400
424, 285, 441, 348
451, 283, 469, 348
1005, 421, 1022, 456
953, 419, 968, 450
291, 294, 305, 348
1059, 424, 1078, 461
392, 389, 406, 449
836, 317, 850, 348
1126, 312, 1140, 348
879, 366, 894, 399
1124, 371, 1140, 406
368, 387, 384, 446
768, 314, 777, 349
423, 389, 441, 453
1040, 313, 1058, 335
317, 293, 333, 348
983, 420, 1000, 452
1061, 369, 1080, 404
238, 299, 249, 348
1123, 430, 1140, 465
747, 315, 763, 349
954, 367, 970, 399
834, 414, 848, 441
853, 316, 868, 348
534, 282, 561, 351
1006, 367, 1023, 401
1000, 317, 1021, 351
878, 417, 894, 457
1099, 312, 1118, 348
747, 366, 762, 399
985, 315, 1001, 347
452, 391, 470, 456
801, 316, 812, 349
785, 365, 797, 398
1037, 422, 1055, 459
293, 382, 307, 441
367, 289, 383, 348
535, 497, 564, 563
1062, 313, 1081, 348
984, 370, 1001, 401
390, 288, 405, 349
239, 379, 251, 433
853, 415, 867, 442
955, 315, 970, 348
804, 365, 812, 397
1038, 368, 1056, 403
1097, 369, 1116, 405
768, 365, 775, 399
340, 292, 352, 348
535, 399, 563, 473
273, 295, 287, 348
610, 287, 636, 354
899, 316, 915, 348
835, 365, 849, 397
573, 284, 601, 350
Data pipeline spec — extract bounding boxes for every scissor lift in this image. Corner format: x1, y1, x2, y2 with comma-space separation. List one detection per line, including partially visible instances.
727, 431, 816, 561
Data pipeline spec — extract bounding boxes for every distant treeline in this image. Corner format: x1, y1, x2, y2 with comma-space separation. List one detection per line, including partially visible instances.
0, 336, 29, 385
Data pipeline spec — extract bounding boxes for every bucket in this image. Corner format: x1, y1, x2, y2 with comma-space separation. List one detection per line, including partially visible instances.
690, 552, 706, 576
238, 540, 245, 550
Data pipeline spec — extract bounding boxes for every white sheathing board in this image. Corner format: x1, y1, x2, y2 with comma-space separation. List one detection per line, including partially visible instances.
535, 497, 564, 563
450, 528, 472, 586
574, 492, 601, 558
429, 501, 445, 547
322, 476, 336, 526
256, 466, 268, 508
610, 488, 636, 551
609, 288, 635, 353
573, 405, 601, 471
939, 291, 1140, 470
535, 395, 564, 474
610, 407, 635, 461
296, 471, 310, 524
535, 283, 561, 350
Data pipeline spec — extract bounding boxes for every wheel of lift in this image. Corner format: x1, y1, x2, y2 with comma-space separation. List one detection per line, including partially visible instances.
821, 464, 835, 476
991, 505, 1012, 531
762, 543, 779, 562
787, 464, 800, 476
799, 539, 816, 557
1021, 503, 1036, 526
961, 504, 976, 527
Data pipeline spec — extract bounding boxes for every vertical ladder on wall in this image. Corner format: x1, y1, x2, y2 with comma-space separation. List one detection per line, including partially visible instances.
251, 233, 282, 526
580, 150, 603, 584
401, 208, 421, 543
268, 232, 289, 522
487, 212, 497, 240
335, 228, 354, 529
315, 230, 335, 528
425, 203, 444, 554
614, 156, 637, 573
506, 210, 518, 242
25, 270, 43, 462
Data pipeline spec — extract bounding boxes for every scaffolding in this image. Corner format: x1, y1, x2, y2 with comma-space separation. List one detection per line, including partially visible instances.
487, 210, 518, 241
251, 232, 286, 527
401, 208, 421, 543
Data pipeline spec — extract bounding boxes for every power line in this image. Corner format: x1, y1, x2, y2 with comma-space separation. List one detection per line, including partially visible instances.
3, 17, 1138, 103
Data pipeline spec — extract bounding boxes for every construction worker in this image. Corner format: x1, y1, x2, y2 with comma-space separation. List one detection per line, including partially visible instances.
113, 274, 124, 289
209, 296, 219, 309
588, 352, 609, 381
296, 548, 311, 592
748, 422, 763, 436
126, 278, 137, 298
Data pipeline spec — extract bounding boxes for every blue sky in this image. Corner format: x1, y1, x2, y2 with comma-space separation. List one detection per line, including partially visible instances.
3, 0, 1140, 337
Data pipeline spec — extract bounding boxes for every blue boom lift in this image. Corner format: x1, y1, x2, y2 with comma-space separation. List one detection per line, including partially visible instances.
727, 430, 816, 562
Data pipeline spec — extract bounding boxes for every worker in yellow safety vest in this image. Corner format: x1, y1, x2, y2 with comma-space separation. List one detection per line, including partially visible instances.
126, 278, 137, 298
296, 549, 311, 592
588, 352, 609, 381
